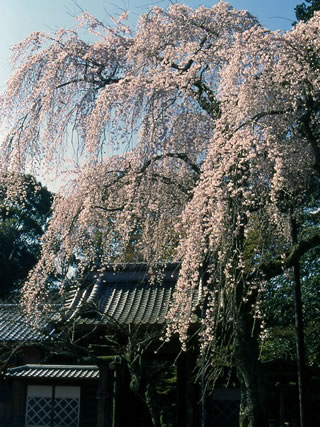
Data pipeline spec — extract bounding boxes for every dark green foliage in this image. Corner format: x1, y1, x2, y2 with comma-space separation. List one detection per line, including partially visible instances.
0, 175, 52, 300
261, 246, 320, 366
295, 0, 320, 22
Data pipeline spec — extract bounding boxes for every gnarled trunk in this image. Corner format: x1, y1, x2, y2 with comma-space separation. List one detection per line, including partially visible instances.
234, 309, 268, 427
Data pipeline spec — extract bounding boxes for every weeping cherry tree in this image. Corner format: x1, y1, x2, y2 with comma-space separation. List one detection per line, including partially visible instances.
1, 2, 320, 425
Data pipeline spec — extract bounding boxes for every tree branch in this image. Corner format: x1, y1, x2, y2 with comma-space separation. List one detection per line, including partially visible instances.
259, 232, 320, 279
193, 79, 221, 119
232, 109, 288, 137
139, 152, 201, 176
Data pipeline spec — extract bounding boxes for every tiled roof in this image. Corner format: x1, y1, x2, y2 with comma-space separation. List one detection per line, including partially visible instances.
0, 264, 185, 342
7, 364, 99, 379
0, 304, 51, 343
67, 263, 181, 325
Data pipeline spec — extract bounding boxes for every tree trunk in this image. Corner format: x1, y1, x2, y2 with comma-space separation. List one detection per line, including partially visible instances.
144, 383, 161, 427
234, 308, 268, 427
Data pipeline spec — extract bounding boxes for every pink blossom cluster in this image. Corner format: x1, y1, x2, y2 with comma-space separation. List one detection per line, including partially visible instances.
0, 3, 319, 353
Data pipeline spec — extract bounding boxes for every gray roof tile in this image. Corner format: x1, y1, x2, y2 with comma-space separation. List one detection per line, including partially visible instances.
0, 264, 182, 342
67, 263, 180, 325
7, 364, 99, 379
0, 304, 48, 343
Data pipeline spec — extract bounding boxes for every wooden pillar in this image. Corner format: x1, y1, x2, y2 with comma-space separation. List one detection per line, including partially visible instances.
0, 381, 12, 426
12, 380, 26, 427
112, 364, 121, 427
176, 352, 198, 427
280, 388, 285, 427
97, 361, 115, 427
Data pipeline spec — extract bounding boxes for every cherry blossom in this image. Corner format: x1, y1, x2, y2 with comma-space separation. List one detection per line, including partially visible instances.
1, 3, 320, 425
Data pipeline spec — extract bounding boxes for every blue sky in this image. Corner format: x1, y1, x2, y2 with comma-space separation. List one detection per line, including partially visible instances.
0, 0, 300, 89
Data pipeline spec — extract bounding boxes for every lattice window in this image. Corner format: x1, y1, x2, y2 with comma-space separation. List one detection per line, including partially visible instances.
206, 388, 240, 427
211, 400, 240, 427
53, 397, 79, 426
26, 397, 52, 426
26, 385, 80, 427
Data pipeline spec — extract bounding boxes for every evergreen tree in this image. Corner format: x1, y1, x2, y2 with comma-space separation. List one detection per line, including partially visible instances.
296, 0, 320, 21
0, 175, 52, 299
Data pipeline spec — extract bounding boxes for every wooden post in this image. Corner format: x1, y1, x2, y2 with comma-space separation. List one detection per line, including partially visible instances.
291, 216, 307, 427
176, 352, 197, 427
97, 361, 115, 427
12, 380, 26, 427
